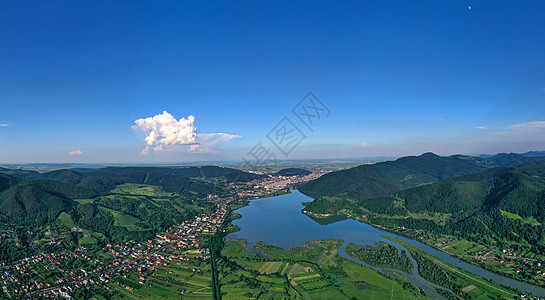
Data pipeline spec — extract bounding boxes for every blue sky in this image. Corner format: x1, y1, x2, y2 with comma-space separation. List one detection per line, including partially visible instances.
1, 1, 544, 163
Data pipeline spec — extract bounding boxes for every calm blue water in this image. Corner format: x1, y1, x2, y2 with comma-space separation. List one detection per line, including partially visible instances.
232, 190, 545, 297
233, 191, 389, 248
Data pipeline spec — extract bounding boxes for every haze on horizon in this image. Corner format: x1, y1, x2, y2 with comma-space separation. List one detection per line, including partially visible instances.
1, 1, 544, 164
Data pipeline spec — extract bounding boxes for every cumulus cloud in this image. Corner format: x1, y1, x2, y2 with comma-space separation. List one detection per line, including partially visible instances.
133, 111, 240, 154
132, 111, 198, 154
69, 149, 83, 156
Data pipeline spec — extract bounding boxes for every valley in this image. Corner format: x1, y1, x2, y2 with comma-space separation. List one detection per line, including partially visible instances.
2, 152, 545, 299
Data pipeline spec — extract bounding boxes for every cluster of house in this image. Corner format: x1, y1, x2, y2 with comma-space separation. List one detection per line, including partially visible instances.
0, 248, 102, 297
0, 230, 12, 240
499, 250, 545, 277
0, 228, 20, 246
1, 185, 237, 299
154, 206, 227, 256
1, 205, 228, 299
468, 249, 545, 278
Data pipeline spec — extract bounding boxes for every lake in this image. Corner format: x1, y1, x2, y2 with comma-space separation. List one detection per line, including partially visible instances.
232, 189, 545, 298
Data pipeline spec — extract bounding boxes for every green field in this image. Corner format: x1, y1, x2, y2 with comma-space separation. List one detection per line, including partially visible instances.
112, 211, 144, 231
111, 183, 171, 197
78, 230, 97, 246
219, 238, 429, 299
74, 198, 94, 204
257, 261, 283, 274
58, 212, 75, 228
109, 259, 212, 299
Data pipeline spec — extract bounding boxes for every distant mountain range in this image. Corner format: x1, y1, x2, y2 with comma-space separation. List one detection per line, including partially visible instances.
521, 150, 545, 157
6, 165, 266, 183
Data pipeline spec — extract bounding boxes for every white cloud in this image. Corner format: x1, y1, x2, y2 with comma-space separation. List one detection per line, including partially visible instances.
132, 111, 198, 154
360, 142, 372, 148
133, 111, 240, 154
502, 120, 545, 130
0, 124, 11, 127
188, 144, 212, 153
496, 121, 545, 138
476, 126, 489, 130
69, 149, 83, 156
189, 133, 241, 154
436, 118, 446, 122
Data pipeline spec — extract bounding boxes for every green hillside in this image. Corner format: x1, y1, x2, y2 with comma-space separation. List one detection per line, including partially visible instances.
1, 166, 262, 195
90, 165, 264, 182
0, 168, 39, 178
300, 152, 545, 202
13, 169, 217, 195
299, 152, 490, 201
0, 173, 21, 192
0, 167, 219, 241
305, 162, 545, 251
0, 185, 73, 226
486, 152, 545, 167
0, 178, 96, 225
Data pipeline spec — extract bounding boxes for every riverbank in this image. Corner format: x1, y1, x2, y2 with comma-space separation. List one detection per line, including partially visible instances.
302, 205, 545, 292
383, 235, 519, 299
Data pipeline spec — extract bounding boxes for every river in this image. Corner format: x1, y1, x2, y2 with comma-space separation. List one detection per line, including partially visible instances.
231, 190, 545, 298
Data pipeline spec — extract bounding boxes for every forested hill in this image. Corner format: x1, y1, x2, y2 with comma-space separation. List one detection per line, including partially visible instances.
486, 152, 545, 167
0, 173, 21, 192
2, 169, 215, 195
0, 179, 95, 226
299, 152, 545, 201
0, 167, 227, 240
7, 165, 264, 183
94, 166, 265, 182
304, 162, 545, 250
0, 166, 263, 196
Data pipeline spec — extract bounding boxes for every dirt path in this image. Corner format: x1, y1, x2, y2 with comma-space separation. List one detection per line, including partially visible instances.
390, 284, 394, 299
292, 274, 320, 281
